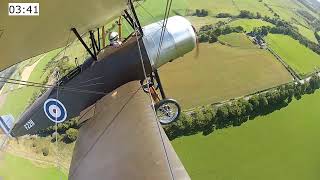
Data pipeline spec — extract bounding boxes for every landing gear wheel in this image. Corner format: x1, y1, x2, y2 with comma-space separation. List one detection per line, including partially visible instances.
155, 99, 181, 125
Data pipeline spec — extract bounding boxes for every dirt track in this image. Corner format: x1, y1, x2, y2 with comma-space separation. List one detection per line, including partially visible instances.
0, 93, 7, 111
18, 57, 42, 88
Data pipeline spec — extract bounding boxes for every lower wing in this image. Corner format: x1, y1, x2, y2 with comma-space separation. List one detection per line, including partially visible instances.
68, 81, 190, 180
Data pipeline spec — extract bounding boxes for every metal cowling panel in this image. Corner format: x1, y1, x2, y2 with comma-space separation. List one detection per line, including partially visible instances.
142, 16, 197, 69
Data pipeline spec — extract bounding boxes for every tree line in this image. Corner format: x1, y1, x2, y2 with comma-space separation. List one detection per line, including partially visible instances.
246, 16, 320, 55
164, 75, 320, 140
198, 25, 244, 43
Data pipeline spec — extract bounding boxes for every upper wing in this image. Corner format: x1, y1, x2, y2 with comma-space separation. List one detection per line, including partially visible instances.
69, 81, 190, 180
0, 0, 127, 71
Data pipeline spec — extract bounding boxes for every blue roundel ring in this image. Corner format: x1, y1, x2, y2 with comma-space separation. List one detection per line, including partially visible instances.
43, 98, 67, 123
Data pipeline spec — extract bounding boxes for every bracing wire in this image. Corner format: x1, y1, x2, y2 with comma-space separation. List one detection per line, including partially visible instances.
55, 71, 61, 180
56, 30, 72, 180
0, 77, 108, 95
135, 0, 156, 20
155, 0, 173, 64
128, 3, 175, 179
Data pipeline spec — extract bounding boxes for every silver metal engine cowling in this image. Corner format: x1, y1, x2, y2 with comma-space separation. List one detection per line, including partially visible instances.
142, 16, 197, 69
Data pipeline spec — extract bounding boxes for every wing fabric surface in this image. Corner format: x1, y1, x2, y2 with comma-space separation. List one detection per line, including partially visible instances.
69, 81, 190, 180
0, 0, 127, 71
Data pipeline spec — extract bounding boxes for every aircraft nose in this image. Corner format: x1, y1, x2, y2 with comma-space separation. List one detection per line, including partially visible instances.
142, 16, 197, 69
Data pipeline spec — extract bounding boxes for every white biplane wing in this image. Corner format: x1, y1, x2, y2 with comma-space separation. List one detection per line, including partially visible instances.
0, 0, 127, 71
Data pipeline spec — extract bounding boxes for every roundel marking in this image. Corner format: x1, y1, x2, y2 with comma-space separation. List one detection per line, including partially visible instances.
43, 98, 67, 123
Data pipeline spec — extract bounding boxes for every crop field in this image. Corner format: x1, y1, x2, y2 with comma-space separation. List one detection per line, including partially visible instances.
266, 34, 320, 76
294, 24, 318, 43
218, 33, 257, 48
229, 19, 275, 32
0, 153, 67, 180
173, 90, 320, 180
159, 43, 292, 109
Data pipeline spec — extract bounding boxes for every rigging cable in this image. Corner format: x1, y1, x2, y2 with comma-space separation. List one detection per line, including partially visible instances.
55, 70, 62, 180
128, 3, 175, 180
155, 0, 174, 62
56, 30, 71, 180
0, 77, 108, 95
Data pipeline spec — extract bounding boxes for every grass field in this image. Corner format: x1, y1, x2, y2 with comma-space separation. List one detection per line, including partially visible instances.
264, 0, 311, 27
186, 17, 230, 30
0, 49, 62, 118
294, 24, 318, 43
218, 33, 256, 48
229, 19, 275, 32
172, 90, 320, 180
234, 0, 274, 17
159, 43, 292, 109
185, 0, 239, 16
266, 34, 320, 76
0, 153, 67, 180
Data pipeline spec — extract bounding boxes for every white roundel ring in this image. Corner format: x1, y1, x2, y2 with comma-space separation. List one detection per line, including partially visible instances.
43, 98, 67, 123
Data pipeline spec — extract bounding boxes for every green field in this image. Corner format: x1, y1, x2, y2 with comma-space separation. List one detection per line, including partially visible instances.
218, 33, 256, 48
0, 49, 61, 118
159, 43, 292, 109
266, 34, 320, 76
234, 0, 274, 17
173, 90, 320, 180
294, 24, 318, 43
186, 16, 230, 30
264, 0, 313, 27
0, 153, 67, 180
229, 19, 275, 32
185, 0, 239, 16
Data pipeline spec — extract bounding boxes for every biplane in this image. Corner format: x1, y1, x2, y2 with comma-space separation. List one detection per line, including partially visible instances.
0, 0, 197, 179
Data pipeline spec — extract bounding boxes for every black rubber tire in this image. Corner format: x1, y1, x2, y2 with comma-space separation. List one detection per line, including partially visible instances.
154, 98, 181, 125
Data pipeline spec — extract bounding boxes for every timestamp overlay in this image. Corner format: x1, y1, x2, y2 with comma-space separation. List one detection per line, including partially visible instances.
8, 3, 39, 16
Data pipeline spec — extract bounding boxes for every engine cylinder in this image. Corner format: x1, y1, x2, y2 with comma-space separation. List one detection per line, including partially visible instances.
142, 16, 197, 69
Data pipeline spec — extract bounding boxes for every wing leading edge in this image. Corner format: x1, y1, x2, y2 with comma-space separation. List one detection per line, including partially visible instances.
0, 0, 127, 71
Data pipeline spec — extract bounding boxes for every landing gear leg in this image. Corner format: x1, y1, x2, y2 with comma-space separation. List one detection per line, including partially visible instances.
140, 70, 182, 124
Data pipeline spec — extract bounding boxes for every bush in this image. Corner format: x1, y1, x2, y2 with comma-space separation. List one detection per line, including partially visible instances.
51, 133, 63, 143
216, 13, 232, 18
194, 9, 209, 17
64, 128, 79, 143
42, 147, 49, 156
238, 10, 255, 19
31, 142, 37, 148
208, 35, 218, 43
